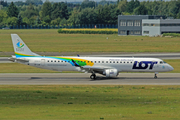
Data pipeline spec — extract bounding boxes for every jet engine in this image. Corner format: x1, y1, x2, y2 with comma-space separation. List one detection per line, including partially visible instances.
104, 69, 118, 77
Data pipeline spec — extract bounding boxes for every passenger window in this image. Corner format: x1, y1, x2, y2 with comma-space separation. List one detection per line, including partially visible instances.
61, 61, 63, 62
160, 61, 163, 64
124, 62, 126, 63
47, 60, 49, 62
58, 61, 60, 62
51, 60, 53, 62
54, 61, 56, 62
110, 61, 111, 63
106, 61, 108, 63
95, 61, 96, 63
65, 61, 66, 62
68, 61, 70, 62
99, 61, 100, 63
102, 61, 104, 63
117, 61, 118, 63
91, 61, 93, 63
113, 61, 115, 63
120, 62, 122, 63
127, 62, 129, 63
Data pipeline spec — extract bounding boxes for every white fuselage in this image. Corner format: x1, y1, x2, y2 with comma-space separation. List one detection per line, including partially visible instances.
16, 56, 174, 74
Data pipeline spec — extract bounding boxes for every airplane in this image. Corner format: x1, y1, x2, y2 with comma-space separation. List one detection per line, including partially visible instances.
9, 34, 174, 79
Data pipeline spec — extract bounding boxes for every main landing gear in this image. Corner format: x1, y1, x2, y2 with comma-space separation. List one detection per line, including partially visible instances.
154, 72, 158, 79
90, 74, 96, 80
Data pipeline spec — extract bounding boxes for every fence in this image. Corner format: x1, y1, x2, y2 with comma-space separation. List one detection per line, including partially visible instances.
0, 24, 118, 29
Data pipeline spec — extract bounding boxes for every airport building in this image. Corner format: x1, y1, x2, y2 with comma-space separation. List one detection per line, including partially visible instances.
118, 15, 180, 36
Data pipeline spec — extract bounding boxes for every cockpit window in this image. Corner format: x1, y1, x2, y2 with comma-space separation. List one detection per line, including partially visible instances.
163, 61, 166, 63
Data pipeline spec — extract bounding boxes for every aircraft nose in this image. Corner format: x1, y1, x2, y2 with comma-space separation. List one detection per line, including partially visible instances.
169, 65, 174, 71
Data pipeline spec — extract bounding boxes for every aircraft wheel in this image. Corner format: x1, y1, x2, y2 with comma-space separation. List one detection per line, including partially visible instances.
154, 74, 157, 79
90, 74, 96, 80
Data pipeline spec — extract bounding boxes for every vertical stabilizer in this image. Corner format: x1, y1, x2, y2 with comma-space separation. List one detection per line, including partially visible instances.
11, 34, 40, 57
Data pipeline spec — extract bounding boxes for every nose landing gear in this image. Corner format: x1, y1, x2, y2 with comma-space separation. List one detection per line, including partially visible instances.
90, 74, 96, 80
154, 72, 158, 79
154, 74, 157, 79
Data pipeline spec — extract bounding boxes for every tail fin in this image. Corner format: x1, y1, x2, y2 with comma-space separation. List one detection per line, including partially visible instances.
11, 34, 40, 57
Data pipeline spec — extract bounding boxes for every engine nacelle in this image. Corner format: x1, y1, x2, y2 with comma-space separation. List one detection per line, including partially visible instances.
105, 69, 118, 77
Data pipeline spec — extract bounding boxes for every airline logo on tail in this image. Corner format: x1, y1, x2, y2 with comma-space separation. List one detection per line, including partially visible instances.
16, 40, 24, 51
16, 41, 24, 48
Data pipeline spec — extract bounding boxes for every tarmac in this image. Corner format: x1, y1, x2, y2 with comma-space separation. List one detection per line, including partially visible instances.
0, 73, 180, 85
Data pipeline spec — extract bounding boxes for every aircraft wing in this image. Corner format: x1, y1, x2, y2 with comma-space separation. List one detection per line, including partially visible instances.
80, 66, 115, 73
82, 66, 111, 70
71, 59, 114, 73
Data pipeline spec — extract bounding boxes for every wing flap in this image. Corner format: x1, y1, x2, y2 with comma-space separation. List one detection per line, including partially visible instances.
81, 66, 114, 72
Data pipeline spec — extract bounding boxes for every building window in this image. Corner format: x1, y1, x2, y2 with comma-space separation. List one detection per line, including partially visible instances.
134, 20, 141, 26
134, 31, 141, 34
143, 23, 149, 26
150, 24, 160, 26
130, 31, 133, 34
143, 31, 149, 34
127, 20, 133, 26
160, 24, 180, 26
120, 30, 126, 34
120, 20, 126, 26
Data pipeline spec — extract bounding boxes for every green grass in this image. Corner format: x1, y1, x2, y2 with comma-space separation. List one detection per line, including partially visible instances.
0, 63, 77, 73
0, 85, 180, 119
0, 59, 179, 73
1, 29, 180, 54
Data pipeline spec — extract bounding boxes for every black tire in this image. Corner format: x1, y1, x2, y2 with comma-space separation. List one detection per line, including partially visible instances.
90, 74, 96, 80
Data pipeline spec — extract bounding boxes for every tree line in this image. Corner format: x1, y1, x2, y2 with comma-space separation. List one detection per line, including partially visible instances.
0, 0, 180, 27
